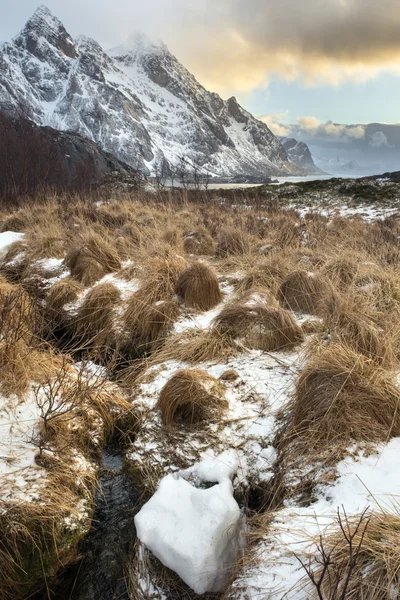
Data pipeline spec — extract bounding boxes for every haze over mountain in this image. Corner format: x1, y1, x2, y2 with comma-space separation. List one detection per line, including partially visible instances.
0, 6, 320, 179
264, 117, 400, 175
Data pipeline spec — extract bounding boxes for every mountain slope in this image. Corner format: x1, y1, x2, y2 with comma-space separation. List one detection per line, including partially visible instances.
281, 137, 323, 174
0, 111, 139, 196
0, 6, 306, 178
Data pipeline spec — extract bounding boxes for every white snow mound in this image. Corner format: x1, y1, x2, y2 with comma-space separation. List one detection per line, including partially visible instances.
134, 453, 241, 595
0, 231, 25, 261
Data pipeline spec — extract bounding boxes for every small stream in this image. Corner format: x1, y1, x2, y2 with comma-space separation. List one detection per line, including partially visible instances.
46, 446, 138, 600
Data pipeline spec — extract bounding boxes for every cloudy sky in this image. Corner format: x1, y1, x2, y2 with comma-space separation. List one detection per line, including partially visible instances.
1, 0, 400, 135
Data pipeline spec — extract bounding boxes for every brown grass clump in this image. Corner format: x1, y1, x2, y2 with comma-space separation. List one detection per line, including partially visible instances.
287, 342, 400, 448
278, 270, 333, 316
325, 298, 393, 366
0, 283, 63, 395
322, 254, 367, 288
175, 262, 223, 311
75, 282, 121, 350
313, 510, 400, 600
124, 298, 180, 354
156, 369, 228, 426
64, 233, 121, 286
213, 301, 304, 352
216, 228, 252, 257
136, 255, 187, 304
46, 277, 83, 312
237, 254, 290, 295
0, 212, 28, 232
0, 240, 27, 281
270, 215, 303, 248
151, 328, 237, 365
220, 369, 240, 381
183, 228, 215, 255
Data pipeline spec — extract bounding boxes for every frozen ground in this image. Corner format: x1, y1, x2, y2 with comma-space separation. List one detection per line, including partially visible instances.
128, 347, 303, 495
229, 438, 400, 599
0, 391, 46, 506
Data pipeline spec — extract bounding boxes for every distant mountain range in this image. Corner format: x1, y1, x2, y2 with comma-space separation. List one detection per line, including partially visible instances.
0, 6, 320, 180
280, 138, 323, 174
275, 121, 400, 176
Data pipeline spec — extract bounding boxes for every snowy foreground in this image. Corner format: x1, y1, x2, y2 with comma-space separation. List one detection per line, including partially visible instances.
2, 190, 400, 599
230, 440, 400, 599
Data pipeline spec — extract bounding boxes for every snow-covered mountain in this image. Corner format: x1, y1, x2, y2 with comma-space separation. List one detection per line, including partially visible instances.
0, 6, 308, 178
313, 156, 368, 176
280, 137, 322, 174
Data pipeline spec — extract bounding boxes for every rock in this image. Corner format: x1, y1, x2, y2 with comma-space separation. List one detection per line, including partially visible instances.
0, 7, 316, 179
0, 112, 140, 189
281, 137, 323, 173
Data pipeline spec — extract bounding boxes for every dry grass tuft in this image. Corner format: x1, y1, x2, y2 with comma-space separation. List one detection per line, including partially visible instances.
124, 298, 180, 354
183, 228, 216, 255
325, 298, 393, 366
238, 255, 290, 296
64, 233, 121, 286
213, 300, 304, 352
220, 369, 240, 381
151, 328, 237, 365
216, 228, 252, 257
46, 277, 83, 313
0, 282, 65, 395
0, 212, 28, 232
135, 255, 187, 304
278, 270, 333, 316
322, 254, 367, 288
175, 262, 223, 311
301, 318, 324, 335
156, 369, 228, 426
314, 510, 400, 600
75, 282, 121, 350
286, 342, 400, 448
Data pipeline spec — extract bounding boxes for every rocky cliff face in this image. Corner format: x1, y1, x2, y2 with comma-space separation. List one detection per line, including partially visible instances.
281, 137, 322, 173
0, 6, 311, 179
0, 111, 138, 195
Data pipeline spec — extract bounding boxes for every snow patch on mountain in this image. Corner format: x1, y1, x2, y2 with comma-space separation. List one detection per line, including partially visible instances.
0, 6, 309, 178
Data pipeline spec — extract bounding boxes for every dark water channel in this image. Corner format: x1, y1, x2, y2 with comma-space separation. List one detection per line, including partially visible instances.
35, 446, 138, 600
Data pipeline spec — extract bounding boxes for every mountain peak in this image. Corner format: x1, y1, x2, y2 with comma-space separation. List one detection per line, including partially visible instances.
109, 31, 167, 59
14, 5, 77, 59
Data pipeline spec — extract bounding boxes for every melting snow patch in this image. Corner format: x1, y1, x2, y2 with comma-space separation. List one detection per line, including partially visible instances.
135, 452, 242, 595
0, 391, 45, 505
0, 231, 25, 261
231, 437, 400, 599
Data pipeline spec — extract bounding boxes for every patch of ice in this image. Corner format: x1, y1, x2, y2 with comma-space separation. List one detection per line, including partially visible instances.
135, 453, 241, 594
